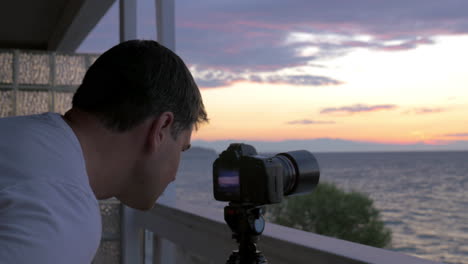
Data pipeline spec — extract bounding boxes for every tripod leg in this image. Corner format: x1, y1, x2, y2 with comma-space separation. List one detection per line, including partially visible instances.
226, 250, 240, 264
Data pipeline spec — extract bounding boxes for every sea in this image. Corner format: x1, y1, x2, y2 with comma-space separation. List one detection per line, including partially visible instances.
174, 148, 468, 264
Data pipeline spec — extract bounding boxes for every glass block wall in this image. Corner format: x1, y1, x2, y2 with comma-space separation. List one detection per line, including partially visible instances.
0, 49, 100, 116
94, 199, 122, 263
0, 49, 120, 263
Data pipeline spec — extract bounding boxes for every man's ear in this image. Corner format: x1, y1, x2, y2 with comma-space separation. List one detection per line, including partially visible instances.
146, 112, 174, 151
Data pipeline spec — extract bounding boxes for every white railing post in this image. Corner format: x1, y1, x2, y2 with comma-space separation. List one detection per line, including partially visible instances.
121, 205, 144, 264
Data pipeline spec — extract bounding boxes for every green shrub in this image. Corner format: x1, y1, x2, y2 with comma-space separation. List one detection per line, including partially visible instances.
265, 182, 392, 248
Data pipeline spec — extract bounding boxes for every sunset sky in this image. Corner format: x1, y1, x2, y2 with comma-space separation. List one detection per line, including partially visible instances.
78, 0, 468, 150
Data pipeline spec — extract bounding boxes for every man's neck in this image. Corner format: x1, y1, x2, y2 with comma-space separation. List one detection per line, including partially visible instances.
62, 109, 139, 200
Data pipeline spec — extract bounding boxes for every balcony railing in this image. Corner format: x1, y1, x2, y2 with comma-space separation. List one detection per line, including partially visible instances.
121, 200, 442, 264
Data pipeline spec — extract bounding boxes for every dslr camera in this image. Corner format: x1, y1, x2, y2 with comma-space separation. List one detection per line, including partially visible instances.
213, 143, 320, 205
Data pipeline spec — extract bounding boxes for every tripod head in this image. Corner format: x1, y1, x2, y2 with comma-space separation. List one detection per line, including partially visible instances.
224, 203, 269, 264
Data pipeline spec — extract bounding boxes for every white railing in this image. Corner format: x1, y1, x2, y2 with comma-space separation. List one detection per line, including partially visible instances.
121, 200, 443, 264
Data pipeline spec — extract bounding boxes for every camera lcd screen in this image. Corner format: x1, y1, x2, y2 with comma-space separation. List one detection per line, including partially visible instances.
217, 169, 240, 196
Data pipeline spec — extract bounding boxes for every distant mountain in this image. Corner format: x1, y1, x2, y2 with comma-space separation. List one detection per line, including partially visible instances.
182, 146, 218, 158
192, 138, 468, 153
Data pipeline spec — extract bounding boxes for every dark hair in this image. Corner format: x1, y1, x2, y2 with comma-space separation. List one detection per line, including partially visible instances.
72, 40, 208, 138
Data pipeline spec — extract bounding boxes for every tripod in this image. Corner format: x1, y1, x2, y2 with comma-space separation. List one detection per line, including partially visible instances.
224, 203, 269, 264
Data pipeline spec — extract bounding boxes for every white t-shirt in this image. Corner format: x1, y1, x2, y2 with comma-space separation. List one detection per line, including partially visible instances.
0, 112, 101, 263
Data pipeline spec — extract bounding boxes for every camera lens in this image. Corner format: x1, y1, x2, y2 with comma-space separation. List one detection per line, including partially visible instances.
273, 155, 296, 195
274, 151, 320, 196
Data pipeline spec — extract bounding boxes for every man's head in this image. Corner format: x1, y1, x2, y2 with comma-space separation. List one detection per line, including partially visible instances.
70, 40, 208, 210
73, 40, 207, 137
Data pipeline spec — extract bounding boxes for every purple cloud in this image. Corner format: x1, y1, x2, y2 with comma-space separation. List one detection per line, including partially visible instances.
191, 66, 343, 88
405, 108, 445, 114
286, 119, 336, 125
444, 133, 468, 137
176, 0, 468, 69
341, 37, 435, 51
78, 0, 468, 88
321, 104, 397, 114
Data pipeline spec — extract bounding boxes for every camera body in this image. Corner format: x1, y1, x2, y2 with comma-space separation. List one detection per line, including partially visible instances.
213, 143, 320, 205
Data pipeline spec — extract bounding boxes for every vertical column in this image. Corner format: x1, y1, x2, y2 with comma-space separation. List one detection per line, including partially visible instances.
120, 0, 137, 42
156, 0, 175, 51
119, 2, 141, 264
154, 0, 177, 263
154, 0, 177, 206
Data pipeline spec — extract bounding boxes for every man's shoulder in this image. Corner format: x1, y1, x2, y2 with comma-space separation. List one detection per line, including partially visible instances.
0, 179, 100, 215
0, 112, 63, 131
0, 112, 87, 187
0, 180, 102, 263
0, 113, 68, 143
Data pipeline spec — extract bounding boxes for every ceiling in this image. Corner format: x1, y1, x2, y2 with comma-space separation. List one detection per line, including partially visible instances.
0, 0, 115, 51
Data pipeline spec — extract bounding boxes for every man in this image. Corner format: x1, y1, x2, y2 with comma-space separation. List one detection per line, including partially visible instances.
0, 40, 208, 263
